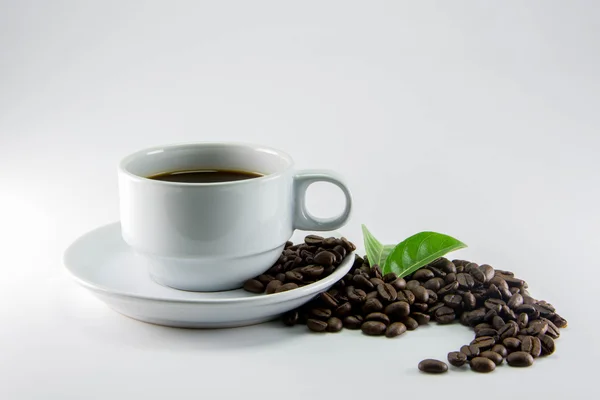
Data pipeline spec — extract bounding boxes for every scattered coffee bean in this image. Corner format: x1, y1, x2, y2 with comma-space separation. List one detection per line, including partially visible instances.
402, 316, 419, 331
434, 306, 456, 324
448, 351, 468, 367
411, 312, 431, 325
471, 336, 495, 350
460, 344, 480, 359
243, 279, 264, 293
343, 315, 363, 330
413, 269, 434, 281
335, 302, 352, 317
361, 321, 387, 336
406, 280, 421, 290
326, 317, 343, 332
347, 286, 367, 304
275, 282, 299, 293
521, 336, 542, 358
307, 318, 328, 332
492, 344, 508, 358
503, 337, 521, 352
386, 322, 407, 338
377, 283, 398, 303
480, 351, 503, 365
539, 334, 555, 356
418, 359, 448, 374
366, 312, 390, 325
507, 351, 534, 367
470, 357, 496, 373
320, 292, 339, 308
363, 298, 384, 314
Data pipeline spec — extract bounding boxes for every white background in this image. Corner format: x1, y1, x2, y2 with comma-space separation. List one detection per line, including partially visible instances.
1, 1, 598, 399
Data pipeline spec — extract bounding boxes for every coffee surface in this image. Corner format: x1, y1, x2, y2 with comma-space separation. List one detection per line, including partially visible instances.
148, 169, 263, 183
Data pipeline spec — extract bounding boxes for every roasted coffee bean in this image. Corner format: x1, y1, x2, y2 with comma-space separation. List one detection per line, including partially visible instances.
300, 249, 313, 259
346, 286, 367, 304
438, 281, 460, 297
343, 315, 363, 329
383, 272, 397, 283
307, 318, 328, 332
539, 334, 555, 356
426, 290, 438, 304
533, 303, 555, 318
428, 266, 445, 278
507, 351, 534, 367
285, 240, 294, 248
335, 302, 352, 317
282, 311, 299, 326
503, 337, 521, 352
471, 336, 495, 350
499, 286, 513, 301
498, 321, 519, 340
418, 359, 448, 374
456, 273, 475, 289
326, 317, 343, 332
516, 304, 540, 320
323, 265, 335, 275
304, 235, 324, 246
492, 316, 506, 330
445, 272, 457, 284
470, 357, 496, 373
485, 284, 502, 300
292, 256, 304, 268
551, 314, 568, 329
509, 287, 521, 295
384, 301, 410, 320
310, 308, 332, 319
504, 276, 525, 288
424, 277, 444, 292
371, 265, 383, 279
469, 268, 486, 285
411, 286, 429, 303
243, 279, 264, 293
313, 251, 335, 266
463, 309, 487, 326
366, 291, 379, 300
428, 302, 445, 315
434, 306, 456, 324
406, 280, 421, 290
462, 292, 477, 310
275, 282, 299, 293
447, 351, 468, 367
366, 312, 390, 325
489, 276, 509, 290
524, 320, 548, 336
402, 316, 419, 330
285, 271, 303, 283
320, 292, 339, 308
265, 279, 283, 294
413, 268, 435, 281
495, 269, 514, 277
444, 294, 463, 309
411, 312, 431, 325
267, 264, 283, 275
330, 249, 343, 264
341, 237, 356, 251
475, 328, 498, 338
333, 245, 347, 259
301, 265, 324, 278
386, 322, 407, 338
479, 264, 495, 281
508, 293, 524, 309
412, 303, 428, 313
399, 289, 415, 305
485, 298, 506, 313
480, 351, 504, 365
376, 283, 398, 303
500, 305, 517, 321
275, 272, 287, 282
352, 274, 374, 290
484, 309, 498, 323
435, 258, 457, 274
257, 274, 275, 285
283, 260, 295, 271
323, 237, 337, 247
363, 298, 384, 314
361, 321, 387, 336
541, 318, 560, 339
517, 313, 529, 329
284, 249, 298, 257
464, 262, 479, 273
492, 344, 508, 358
390, 277, 407, 291
370, 278, 385, 287
521, 336, 542, 358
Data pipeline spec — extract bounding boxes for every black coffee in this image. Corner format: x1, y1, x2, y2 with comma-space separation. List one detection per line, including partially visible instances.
148, 169, 263, 183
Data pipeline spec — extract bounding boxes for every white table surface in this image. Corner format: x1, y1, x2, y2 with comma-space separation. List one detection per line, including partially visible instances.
1, 1, 598, 399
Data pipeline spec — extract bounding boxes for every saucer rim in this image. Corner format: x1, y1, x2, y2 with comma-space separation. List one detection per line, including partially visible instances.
63, 222, 354, 305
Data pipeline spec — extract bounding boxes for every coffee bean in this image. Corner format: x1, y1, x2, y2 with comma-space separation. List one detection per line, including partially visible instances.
428, 266, 445, 278
370, 265, 383, 279
551, 314, 568, 329
346, 286, 367, 304
324, 317, 342, 332
333, 245, 347, 260
335, 302, 352, 317
436, 258, 457, 274
384, 301, 410, 320
462, 292, 477, 310
489, 276, 509, 290
539, 334, 555, 356
504, 276, 525, 288
366, 312, 390, 325
352, 274, 374, 290
479, 264, 495, 281
390, 277, 407, 291
424, 277, 444, 292
524, 320, 548, 336
426, 290, 438, 304
411, 312, 431, 325
480, 351, 504, 365
484, 309, 497, 323
313, 251, 335, 266
495, 269, 514, 277
507, 351, 534, 367
411, 286, 429, 303
363, 298, 384, 314
434, 306, 456, 324
540, 318, 561, 339
386, 322, 407, 338
445, 273, 457, 283
515, 304, 540, 320
285, 271, 303, 283
319, 292, 339, 308
323, 237, 337, 247
500, 305, 517, 321
507, 293, 524, 309
499, 286, 513, 301
257, 274, 275, 285
418, 359, 448, 374
498, 321, 519, 340
402, 316, 419, 330
517, 313, 529, 329
370, 278, 385, 287
361, 321, 387, 336
412, 303, 428, 313
307, 318, 328, 332
377, 283, 398, 303
243, 279, 265, 293
341, 237, 356, 252
463, 309, 487, 326
305, 235, 324, 246
265, 279, 283, 294
343, 315, 363, 329
406, 280, 421, 290
492, 316, 506, 330
443, 294, 463, 309
275, 282, 299, 293
413, 268, 435, 281
521, 336, 542, 358
275, 272, 287, 282
438, 281, 460, 297
484, 298, 506, 313
301, 265, 324, 278
310, 308, 332, 320
492, 344, 508, 358
282, 311, 299, 326
485, 284, 502, 300
469, 268, 486, 285
366, 291, 379, 300
447, 351, 468, 367
383, 272, 397, 283
470, 357, 496, 373
456, 273, 475, 290
475, 328, 498, 338
502, 337, 521, 352
471, 336, 495, 350
330, 249, 343, 264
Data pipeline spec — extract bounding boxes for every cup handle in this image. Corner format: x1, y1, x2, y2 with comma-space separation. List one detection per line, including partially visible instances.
293, 170, 353, 231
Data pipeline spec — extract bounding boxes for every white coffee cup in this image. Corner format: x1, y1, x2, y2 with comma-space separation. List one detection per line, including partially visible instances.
118, 142, 352, 292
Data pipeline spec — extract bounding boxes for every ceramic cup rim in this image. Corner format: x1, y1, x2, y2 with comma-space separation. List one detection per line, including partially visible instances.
118, 141, 295, 187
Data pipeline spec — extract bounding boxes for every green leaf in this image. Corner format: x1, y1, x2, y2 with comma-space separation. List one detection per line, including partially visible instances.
361, 225, 395, 267
383, 232, 467, 277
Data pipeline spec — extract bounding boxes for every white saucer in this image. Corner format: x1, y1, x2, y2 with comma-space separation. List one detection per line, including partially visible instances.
63, 223, 355, 328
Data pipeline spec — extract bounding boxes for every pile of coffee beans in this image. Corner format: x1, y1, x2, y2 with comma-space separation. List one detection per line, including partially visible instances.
242, 235, 356, 294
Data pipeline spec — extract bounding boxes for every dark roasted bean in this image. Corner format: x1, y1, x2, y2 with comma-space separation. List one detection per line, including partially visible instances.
492, 344, 508, 358
406, 280, 421, 290
476, 328, 498, 338
541, 318, 561, 339
384, 301, 410, 320
503, 337, 521, 352
310, 308, 332, 319
282, 311, 299, 326
412, 303, 428, 313
499, 286, 513, 301
265, 279, 283, 294
463, 309, 487, 326
469, 268, 486, 285
508, 293, 524, 309
243, 279, 265, 293
521, 336, 542, 358
480, 351, 503, 365
399, 289, 415, 305
361, 321, 387, 336
346, 286, 367, 304
489, 276, 509, 290
444, 294, 463, 309
424, 277, 444, 292
470, 357, 496, 373
386, 322, 407, 338
428, 266, 445, 278
518, 313, 529, 329
307, 318, 328, 332
304, 235, 324, 246
377, 283, 398, 303
370, 278, 385, 287
485, 298, 506, 312
275, 272, 287, 282
352, 274, 374, 290
462, 292, 477, 310
413, 268, 434, 281
474, 322, 493, 332
402, 316, 419, 330
507, 351, 534, 367
411, 312, 431, 325
326, 317, 343, 332
524, 320, 548, 336
438, 281, 460, 297
313, 251, 335, 266
539, 334, 555, 356
516, 304, 540, 320
426, 290, 438, 304
418, 359, 448, 374
365, 312, 390, 325
363, 298, 383, 314
257, 274, 275, 285
301, 265, 324, 278
445, 272, 457, 284
464, 262, 479, 273
456, 273, 475, 289
492, 316, 506, 330
504, 276, 525, 288
447, 351, 468, 367
436, 258, 457, 274
498, 321, 519, 340
320, 292, 339, 308
435, 306, 456, 324
275, 282, 299, 293
285, 271, 303, 283
411, 286, 429, 303
383, 272, 397, 283
501, 305, 517, 321
390, 277, 407, 291
551, 314, 568, 328
366, 291, 379, 300
479, 264, 495, 281
370, 265, 383, 279
471, 336, 495, 350
335, 302, 352, 317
